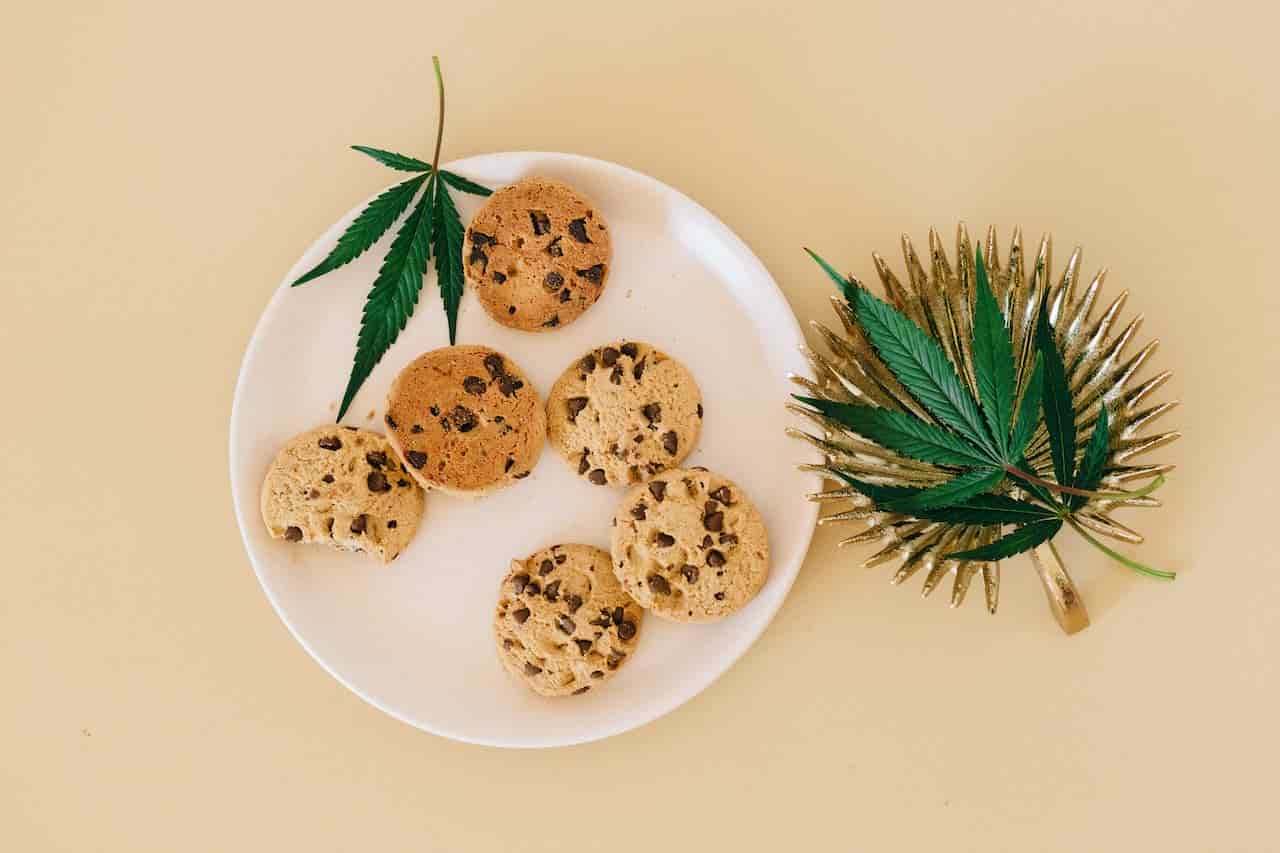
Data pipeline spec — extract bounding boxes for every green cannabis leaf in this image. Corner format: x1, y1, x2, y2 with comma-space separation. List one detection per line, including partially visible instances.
947, 518, 1063, 561
801, 246, 1173, 579
288, 57, 489, 421
850, 284, 998, 458
972, 248, 1016, 456
291, 174, 428, 287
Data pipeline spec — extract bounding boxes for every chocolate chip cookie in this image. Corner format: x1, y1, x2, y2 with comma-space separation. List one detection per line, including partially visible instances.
494, 544, 644, 697
546, 341, 702, 487
464, 177, 611, 332
610, 468, 769, 622
260, 426, 426, 563
384, 346, 545, 496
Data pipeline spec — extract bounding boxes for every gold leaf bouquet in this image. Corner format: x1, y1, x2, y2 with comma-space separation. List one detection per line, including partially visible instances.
791, 225, 1179, 634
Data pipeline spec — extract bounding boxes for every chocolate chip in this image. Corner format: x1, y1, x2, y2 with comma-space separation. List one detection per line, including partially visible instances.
648, 574, 672, 594
617, 620, 637, 640
512, 573, 530, 594
524, 662, 542, 676
410, 424, 424, 434
555, 553, 567, 564
707, 549, 726, 567
631, 503, 647, 520
575, 263, 605, 283
572, 686, 590, 695
610, 365, 623, 384
450, 406, 477, 432
387, 520, 398, 529
318, 436, 342, 451
440, 418, 451, 432
568, 218, 591, 243
714, 592, 726, 601
567, 594, 583, 613
542, 315, 560, 328
429, 405, 440, 417
470, 230, 496, 247
483, 353, 505, 379
601, 347, 620, 367
529, 210, 551, 235
580, 354, 597, 372
589, 613, 612, 629
578, 453, 591, 475
397, 479, 410, 487
503, 639, 513, 650
710, 486, 733, 504
655, 532, 675, 547
696, 403, 704, 418
499, 375, 524, 396
508, 305, 516, 314
590, 670, 604, 679
620, 343, 638, 359
544, 271, 564, 290
556, 614, 575, 635
462, 376, 487, 395
384, 414, 398, 429
284, 526, 303, 542
492, 271, 507, 283
611, 607, 625, 625
308, 487, 320, 499
365, 451, 387, 469
544, 580, 561, 600
633, 358, 646, 380
350, 514, 368, 534
642, 403, 662, 423
467, 246, 488, 271
681, 565, 699, 583
525, 581, 541, 596
701, 535, 713, 548
513, 607, 532, 624
662, 431, 678, 455
607, 651, 625, 670
588, 468, 607, 485
539, 559, 554, 576
366, 471, 390, 492
406, 450, 427, 469
554, 287, 570, 304
321, 474, 334, 483
719, 533, 739, 545
649, 481, 667, 502
575, 638, 593, 654
704, 511, 724, 532
567, 397, 588, 422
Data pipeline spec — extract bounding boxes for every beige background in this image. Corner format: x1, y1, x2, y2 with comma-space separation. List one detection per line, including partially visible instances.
4, 1, 1278, 850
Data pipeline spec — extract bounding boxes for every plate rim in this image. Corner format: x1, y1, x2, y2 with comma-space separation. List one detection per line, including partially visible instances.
228, 150, 819, 747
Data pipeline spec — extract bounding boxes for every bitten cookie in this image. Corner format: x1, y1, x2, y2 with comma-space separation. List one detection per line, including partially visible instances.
611, 468, 769, 622
464, 177, 611, 331
260, 426, 425, 563
384, 346, 545, 496
547, 341, 702, 487
494, 544, 644, 697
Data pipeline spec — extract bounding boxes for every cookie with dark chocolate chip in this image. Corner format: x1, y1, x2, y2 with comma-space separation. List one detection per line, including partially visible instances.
260, 425, 426, 563
384, 346, 545, 496
546, 341, 702, 487
610, 468, 769, 622
493, 544, 643, 697
463, 177, 612, 332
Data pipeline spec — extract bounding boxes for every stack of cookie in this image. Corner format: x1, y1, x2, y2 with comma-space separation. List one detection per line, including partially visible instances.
260, 176, 771, 700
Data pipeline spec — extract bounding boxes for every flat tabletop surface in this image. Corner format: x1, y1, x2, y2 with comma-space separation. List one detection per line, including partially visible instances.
4, 2, 1278, 850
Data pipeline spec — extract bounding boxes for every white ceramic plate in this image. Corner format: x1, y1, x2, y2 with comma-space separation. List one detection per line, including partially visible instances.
229, 152, 818, 747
